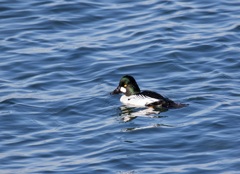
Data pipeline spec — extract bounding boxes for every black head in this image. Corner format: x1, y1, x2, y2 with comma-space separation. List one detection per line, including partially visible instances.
111, 75, 140, 96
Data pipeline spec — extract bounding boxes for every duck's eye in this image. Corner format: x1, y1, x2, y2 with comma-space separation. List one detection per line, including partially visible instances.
124, 84, 127, 88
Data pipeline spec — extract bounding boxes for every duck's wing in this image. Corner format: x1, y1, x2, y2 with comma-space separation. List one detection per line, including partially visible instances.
140, 90, 166, 100
141, 90, 188, 109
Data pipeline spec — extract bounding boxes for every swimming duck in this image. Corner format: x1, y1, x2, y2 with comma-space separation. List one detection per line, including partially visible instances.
111, 75, 187, 109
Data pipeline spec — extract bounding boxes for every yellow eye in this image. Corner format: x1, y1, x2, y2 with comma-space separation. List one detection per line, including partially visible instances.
124, 84, 127, 88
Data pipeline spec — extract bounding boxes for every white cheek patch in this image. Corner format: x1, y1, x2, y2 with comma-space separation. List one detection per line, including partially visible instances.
120, 87, 126, 93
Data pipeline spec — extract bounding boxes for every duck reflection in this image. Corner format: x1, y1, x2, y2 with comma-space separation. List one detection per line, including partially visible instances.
119, 106, 164, 122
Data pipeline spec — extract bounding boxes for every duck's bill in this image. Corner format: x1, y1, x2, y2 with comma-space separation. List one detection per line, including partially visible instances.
110, 86, 121, 95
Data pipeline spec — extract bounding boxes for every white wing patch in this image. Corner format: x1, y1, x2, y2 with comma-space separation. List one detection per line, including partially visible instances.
120, 94, 159, 107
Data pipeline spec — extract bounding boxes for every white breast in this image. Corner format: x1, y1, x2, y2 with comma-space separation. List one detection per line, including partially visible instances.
120, 95, 159, 107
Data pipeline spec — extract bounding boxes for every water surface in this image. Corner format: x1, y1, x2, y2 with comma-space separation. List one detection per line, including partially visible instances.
0, 0, 240, 173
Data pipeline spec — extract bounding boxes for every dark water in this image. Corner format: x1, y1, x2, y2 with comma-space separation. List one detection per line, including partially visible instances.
1, 0, 240, 173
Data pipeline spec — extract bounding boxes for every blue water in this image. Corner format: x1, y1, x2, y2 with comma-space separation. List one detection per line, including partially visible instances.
1, 0, 240, 173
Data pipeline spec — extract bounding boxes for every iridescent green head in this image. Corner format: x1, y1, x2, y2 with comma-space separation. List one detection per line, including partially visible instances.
111, 75, 140, 96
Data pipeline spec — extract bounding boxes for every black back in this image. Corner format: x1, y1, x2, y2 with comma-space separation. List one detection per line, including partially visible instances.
141, 90, 182, 109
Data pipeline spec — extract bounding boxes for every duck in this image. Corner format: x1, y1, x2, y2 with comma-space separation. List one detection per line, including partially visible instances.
110, 75, 187, 109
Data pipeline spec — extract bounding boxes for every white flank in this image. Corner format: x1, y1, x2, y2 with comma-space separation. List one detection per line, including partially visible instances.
120, 95, 159, 107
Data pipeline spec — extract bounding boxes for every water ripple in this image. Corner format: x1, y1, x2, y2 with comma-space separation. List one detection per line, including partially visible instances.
0, 0, 240, 173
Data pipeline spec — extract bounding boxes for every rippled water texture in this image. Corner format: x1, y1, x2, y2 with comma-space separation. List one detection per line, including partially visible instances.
0, 0, 240, 173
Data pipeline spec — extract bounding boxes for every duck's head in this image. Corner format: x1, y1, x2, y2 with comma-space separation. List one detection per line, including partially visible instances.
111, 75, 140, 96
